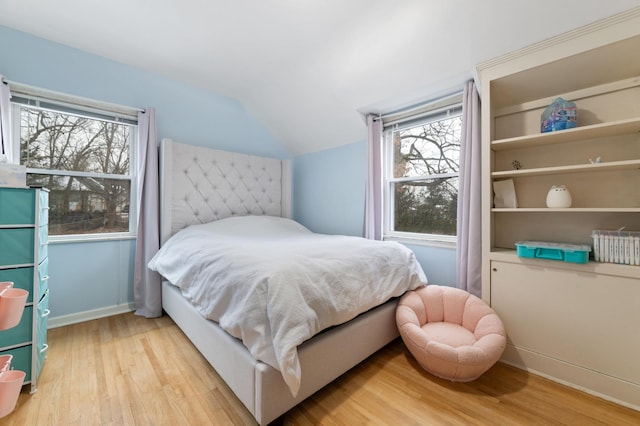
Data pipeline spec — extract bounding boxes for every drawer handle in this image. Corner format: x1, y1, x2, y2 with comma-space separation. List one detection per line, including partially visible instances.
39, 344, 49, 354
41, 309, 51, 318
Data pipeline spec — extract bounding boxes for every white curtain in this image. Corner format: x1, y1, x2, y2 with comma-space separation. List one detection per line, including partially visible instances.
456, 81, 482, 297
134, 108, 162, 318
364, 114, 383, 240
0, 76, 13, 162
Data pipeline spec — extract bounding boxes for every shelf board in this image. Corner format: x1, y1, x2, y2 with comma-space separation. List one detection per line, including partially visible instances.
488, 249, 640, 279
491, 117, 640, 151
492, 159, 640, 178
492, 207, 640, 213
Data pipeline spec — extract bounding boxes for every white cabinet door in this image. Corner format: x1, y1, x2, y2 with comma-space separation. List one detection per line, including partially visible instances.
491, 260, 640, 386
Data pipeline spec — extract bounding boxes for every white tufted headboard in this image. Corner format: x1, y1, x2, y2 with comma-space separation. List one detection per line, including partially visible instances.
159, 139, 292, 244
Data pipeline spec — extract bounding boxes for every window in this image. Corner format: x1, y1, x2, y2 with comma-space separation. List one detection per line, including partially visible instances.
11, 94, 137, 238
382, 98, 462, 244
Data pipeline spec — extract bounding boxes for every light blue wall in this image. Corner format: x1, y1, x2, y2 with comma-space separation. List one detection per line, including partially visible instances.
293, 141, 367, 236
292, 141, 457, 285
404, 243, 457, 286
49, 240, 135, 316
0, 25, 288, 322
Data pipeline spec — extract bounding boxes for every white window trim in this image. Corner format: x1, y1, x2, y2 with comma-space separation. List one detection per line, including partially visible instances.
381, 93, 463, 247
384, 233, 457, 248
7, 80, 141, 121
9, 85, 140, 242
49, 232, 136, 244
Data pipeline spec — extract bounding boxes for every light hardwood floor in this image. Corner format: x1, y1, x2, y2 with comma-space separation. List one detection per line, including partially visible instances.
4, 313, 639, 425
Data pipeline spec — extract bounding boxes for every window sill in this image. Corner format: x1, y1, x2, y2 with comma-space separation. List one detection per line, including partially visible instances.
49, 232, 136, 244
384, 234, 456, 249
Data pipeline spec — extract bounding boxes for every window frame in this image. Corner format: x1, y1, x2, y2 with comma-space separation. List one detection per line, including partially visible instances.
9, 89, 139, 243
381, 95, 463, 247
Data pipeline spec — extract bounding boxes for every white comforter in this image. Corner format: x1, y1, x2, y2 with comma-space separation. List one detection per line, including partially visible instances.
148, 216, 427, 396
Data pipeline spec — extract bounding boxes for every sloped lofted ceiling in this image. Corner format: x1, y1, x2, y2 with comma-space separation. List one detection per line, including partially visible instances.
1, 0, 639, 156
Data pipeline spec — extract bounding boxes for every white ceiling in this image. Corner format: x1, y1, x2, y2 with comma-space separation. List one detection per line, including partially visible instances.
1, 1, 640, 155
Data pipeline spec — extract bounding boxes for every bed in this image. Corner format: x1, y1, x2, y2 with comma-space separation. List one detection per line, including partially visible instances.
153, 138, 427, 425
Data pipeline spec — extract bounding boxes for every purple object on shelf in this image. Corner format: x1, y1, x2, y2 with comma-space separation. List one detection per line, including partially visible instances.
541, 97, 577, 133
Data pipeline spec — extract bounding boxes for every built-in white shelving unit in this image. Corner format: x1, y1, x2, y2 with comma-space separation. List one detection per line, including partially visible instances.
478, 8, 640, 411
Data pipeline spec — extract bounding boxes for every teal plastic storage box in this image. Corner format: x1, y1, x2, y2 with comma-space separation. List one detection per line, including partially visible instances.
515, 241, 591, 264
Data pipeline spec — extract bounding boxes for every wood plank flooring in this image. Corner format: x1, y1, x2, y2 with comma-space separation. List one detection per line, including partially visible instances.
3, 313, 639, 425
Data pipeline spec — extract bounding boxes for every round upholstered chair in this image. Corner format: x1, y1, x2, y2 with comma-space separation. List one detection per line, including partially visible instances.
396, 285, 506, 382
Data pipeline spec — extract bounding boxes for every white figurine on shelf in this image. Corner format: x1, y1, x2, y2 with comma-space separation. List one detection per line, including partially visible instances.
546, 185, 572, 208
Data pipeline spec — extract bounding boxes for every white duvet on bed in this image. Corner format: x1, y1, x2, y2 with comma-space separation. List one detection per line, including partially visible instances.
148, 215, 427, 396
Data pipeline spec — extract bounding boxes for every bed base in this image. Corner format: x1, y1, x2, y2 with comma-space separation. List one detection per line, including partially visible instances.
162, 281, 400, 425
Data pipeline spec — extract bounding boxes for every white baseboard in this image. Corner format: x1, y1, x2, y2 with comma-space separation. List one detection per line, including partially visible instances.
48, 302, 136, 329
501, 344, 640, 412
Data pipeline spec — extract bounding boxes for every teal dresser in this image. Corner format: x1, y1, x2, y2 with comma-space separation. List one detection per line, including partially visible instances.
0, 187, 49, 393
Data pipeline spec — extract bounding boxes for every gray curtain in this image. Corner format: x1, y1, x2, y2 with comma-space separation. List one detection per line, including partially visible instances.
134, 108, 162, 318
0, 76, 13, 162
364, 114, 383, 240
456, 81, 482, 297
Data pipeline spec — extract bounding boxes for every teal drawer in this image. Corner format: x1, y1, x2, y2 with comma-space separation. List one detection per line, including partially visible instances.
38, 190, 49, 225
0, 267, 34, 304
0, 228, 35, 265
37, 226, 48, 263
36, 290, 49, 379
0, 188, 36, 225
37, 258, 49, 300
0, 345, 32, 382
0, 306, 33, 348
